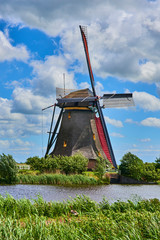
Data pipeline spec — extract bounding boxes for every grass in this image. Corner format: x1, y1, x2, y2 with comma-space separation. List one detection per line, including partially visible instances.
0, 195, 160, 239
16, 173, 100, 186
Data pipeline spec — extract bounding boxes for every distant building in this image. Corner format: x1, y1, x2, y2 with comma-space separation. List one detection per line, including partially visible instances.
16, 164, 30, 170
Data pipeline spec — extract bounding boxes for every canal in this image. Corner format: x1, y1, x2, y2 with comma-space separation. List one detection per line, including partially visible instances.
0, 184, 160, 203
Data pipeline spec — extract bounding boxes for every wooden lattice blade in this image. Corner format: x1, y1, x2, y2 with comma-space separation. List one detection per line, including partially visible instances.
102, 93, 134, 108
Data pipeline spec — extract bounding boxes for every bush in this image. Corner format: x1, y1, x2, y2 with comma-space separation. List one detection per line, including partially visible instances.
26, 153, 88, 175
26, 156, 45, 172
0, 153, 17, 184
119, 152, 144, 180
94, 156, 107, 179
44, 155, 60, 172
60, 153, 88, 175
155, 157, 160, 170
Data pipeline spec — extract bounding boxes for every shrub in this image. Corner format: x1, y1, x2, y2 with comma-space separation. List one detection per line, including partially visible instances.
44, 155, 60, 172
94, 156, 107, 179
155, 157, 160, 170
59, 153, 88, 175
26, 156, 45, 172
119, 152, 144, 180
26, 153, 88, 175
0, 153, 17, 184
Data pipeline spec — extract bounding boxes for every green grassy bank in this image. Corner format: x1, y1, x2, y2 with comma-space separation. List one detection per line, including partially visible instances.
0, 194, 160, 239
16, 172, 110, 185
16, 173, 102, 186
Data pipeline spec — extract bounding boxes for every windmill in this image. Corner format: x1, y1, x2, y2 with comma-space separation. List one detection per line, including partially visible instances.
44, 26, 134, 169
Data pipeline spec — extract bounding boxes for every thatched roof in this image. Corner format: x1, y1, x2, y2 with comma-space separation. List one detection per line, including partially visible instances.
64, 88, 93, 99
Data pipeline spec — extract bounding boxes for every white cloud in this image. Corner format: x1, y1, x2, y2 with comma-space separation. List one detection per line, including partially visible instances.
125, 118, 138, 124
141, 117, 160, 128
0, 94, 51, 140
133, 91, 160, 111
95, 81, 104, 96
140, 138, 151, 142
0, 31, 29, 62
79, 82, 90, 89
1, 0, 160, 87
11, 87, 54, 114
105, 116, 123, 127
111, 132, 124, 138
0, 140, 10, 148
31, 55, 76, 96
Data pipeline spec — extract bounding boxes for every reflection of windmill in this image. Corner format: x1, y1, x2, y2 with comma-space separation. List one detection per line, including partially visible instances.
44, 26, 134, 169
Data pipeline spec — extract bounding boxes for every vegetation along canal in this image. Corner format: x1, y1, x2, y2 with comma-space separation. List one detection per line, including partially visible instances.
0, 184, 160, 203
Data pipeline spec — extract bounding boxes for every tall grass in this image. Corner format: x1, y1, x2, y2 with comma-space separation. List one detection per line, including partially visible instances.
17, 173, 99, 185
1, 195, 160, 239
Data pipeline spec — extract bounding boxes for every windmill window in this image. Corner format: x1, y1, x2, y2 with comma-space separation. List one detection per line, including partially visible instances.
93, 133, 96, 140
63, 141, 67, 147
68, 112, 71, 119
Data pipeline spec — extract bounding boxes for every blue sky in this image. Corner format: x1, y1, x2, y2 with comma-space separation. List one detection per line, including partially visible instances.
0, 0, 160, 164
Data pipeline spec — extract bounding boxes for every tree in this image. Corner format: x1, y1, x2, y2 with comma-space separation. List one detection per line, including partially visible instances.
155, 157, 160, 169
0, 154, 17, 184
26, 156, 45, 172
60, 153, 88, 175
94, 156, 107, 179
119, 152, 144, 180
71, 153, 88, 174
44, 155, 60, 172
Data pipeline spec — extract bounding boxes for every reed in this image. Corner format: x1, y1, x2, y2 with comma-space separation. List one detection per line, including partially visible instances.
0, 195, 160, 239
17, 173, 99, 186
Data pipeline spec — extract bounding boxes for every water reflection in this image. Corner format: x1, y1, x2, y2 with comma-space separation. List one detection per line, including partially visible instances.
0, 184, 159, 203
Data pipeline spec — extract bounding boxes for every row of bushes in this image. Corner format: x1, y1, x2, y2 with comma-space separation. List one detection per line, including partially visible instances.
0, 153, 110, 184
26, 153, 89, 175
0, 195, 160, 239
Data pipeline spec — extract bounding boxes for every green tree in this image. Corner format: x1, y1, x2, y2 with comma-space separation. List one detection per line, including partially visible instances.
26, 156, 45, 172
94, 156, 107, 179
71, 153, 88, 174
44, 155, 60, 172
119, 152, 144, 180
155, 157, 160, 169
58, 153, 88, 175
0, 154, 17, 184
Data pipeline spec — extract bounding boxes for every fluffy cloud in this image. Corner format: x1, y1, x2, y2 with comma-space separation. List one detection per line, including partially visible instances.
133, 91, 160, 111
105, 116, 123, 127
31, 55, 76, 96
11, 87, 54, 114
0, 94, 51, 139
0, 31, 29, 62
1, 0, 160, 86
141, 117, 160, 128
111, 132, 124, 138
125, 118, 139, 124
0, 140, 10, 148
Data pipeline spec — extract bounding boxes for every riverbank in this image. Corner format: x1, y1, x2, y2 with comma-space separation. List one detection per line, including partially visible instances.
16, 173, 106, 186
0, 194, 160, 239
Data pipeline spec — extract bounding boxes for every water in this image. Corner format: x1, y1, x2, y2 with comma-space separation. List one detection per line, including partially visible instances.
0, 184, 160, 203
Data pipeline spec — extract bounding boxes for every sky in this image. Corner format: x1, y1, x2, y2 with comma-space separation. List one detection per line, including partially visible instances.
0, 0, 160, 164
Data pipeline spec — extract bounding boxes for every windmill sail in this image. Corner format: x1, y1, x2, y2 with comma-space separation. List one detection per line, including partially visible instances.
79, 25, 117, 168
102, 93, 134, 108
79, 26, 96, 96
